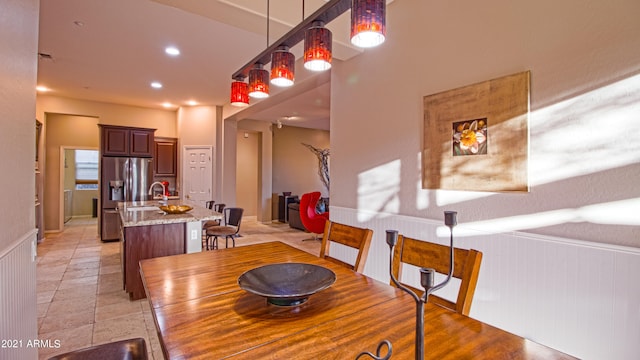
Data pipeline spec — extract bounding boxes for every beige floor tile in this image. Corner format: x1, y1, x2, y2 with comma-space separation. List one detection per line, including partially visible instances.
38, 323, 94, 360
47, 296, 96, 315
58, 275, 99, 289
39, 307, 95, 334
37, 270, 65, 283
96, 290, 131, 308
37, 216, 318, 359
36, 279, 60, 293
68, 256, 101, 266
37, 290, 56, 304
62, 267, 100, 283
52, 285, 97, 302
97, 273, 124, 294
99, 264, 121, 275
37, 302, 50, 319
94, 298, 142, 322
92, 312, 148, 344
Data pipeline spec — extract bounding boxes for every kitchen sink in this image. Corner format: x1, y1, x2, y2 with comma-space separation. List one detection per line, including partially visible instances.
126, 206, 160, 212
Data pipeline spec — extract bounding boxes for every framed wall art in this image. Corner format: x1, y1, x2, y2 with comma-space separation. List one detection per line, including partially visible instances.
422, 71, 530, 192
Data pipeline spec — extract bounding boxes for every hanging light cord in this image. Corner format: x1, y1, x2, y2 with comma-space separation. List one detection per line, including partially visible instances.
266, 0, 270, 48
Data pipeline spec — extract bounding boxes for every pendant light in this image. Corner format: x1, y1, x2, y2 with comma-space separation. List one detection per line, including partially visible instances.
270, 46, 295, 87
230, 80, 249, 107
248, 64, 270, 98
304, 21, 332, 71
350, 0, 386, 48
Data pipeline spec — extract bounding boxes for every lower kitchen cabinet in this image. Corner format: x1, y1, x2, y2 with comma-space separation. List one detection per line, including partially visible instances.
121, 222, 185, 300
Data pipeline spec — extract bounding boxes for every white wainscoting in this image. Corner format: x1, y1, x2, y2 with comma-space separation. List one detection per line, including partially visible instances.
330, 206, 640, 360
0, 229, 38, 360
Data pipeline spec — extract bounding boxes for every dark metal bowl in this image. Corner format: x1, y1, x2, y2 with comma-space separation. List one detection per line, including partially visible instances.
238, 263, 336, 306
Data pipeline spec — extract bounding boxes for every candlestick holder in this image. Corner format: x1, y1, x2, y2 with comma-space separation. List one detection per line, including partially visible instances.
355, 211, 458, 360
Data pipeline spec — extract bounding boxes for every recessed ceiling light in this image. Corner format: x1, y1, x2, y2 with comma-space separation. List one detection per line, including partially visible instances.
186, 100, 197, 106
151, 82, 162, 89
36, 85, 50, 92
162, 102, 174, 108
165, 47, 180, 56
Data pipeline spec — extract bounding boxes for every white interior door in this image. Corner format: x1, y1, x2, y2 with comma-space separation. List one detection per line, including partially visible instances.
183, 146, 213, 206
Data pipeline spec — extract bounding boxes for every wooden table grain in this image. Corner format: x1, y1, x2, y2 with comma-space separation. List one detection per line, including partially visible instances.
140, 241, 576, 360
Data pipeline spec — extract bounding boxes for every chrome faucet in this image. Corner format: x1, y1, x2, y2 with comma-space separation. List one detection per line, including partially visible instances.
148, 182, 168, 203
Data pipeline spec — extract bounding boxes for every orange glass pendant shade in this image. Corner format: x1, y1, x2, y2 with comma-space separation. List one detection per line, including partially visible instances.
270, 47, 295, 87
230, 81, 249, 107
304, 22, 332, 71
248, 65, 269, 98
351, 0, 386, 48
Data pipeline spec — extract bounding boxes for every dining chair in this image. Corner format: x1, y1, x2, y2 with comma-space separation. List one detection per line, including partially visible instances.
391, 234, 483, 316
205, 207, 244, 249
320, 221, 373, 273
299, 191, 329, 241
47, 337, 148, 360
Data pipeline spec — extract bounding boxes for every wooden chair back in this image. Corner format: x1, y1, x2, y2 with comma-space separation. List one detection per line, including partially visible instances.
391, 235, 482, 315
320, 221, 373, 273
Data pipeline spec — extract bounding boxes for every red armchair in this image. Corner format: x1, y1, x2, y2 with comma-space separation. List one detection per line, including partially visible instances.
299, 191, 329, 239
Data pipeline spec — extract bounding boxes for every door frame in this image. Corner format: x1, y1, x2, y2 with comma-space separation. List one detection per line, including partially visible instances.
58, 146, 99, 231
182, 145, 214, 206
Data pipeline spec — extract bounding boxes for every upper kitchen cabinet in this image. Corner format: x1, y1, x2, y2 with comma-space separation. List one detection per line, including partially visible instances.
100, 125, 155, 157
154, 137, 177, 177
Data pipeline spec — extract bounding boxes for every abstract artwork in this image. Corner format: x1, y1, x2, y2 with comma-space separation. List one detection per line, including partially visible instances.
422, 71, 530, 192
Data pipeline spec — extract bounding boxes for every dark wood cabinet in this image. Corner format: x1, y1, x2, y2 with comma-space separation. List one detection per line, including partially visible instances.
130, 129, 155, 157
154, 137, 177, 176
122, 222, 185, 300
100, 125, 155, 157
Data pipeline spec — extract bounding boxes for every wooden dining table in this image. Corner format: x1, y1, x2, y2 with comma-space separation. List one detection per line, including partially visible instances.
139, 241, 576, 359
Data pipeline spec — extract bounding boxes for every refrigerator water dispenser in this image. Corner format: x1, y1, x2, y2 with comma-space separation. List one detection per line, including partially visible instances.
109, 180, 124, 201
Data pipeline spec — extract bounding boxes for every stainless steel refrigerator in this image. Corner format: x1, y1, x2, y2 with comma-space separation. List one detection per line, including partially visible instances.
100, 157, 153, 241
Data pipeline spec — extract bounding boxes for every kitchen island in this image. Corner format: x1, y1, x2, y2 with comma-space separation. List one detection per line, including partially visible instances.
118, 199, 222, 300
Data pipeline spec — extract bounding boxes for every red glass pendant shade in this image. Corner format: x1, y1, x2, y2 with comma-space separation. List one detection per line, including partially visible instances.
350, 0, 386, 48
230, 81, 249, 107
304, 23, 332, 71
248, 66, 269, 99
270, 48, 295, 87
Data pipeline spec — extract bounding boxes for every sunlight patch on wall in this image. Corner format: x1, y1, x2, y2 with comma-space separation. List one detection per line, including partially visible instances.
357, 159, 401, 221
530, 74, 640, 186
438, 197, 640, 238
435, 189, 493, 207
415, 151, 429, 210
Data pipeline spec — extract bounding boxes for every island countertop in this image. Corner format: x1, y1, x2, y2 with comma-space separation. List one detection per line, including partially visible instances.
118, 199, 222, 227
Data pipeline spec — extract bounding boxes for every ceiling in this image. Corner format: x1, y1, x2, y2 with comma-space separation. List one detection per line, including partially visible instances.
37, 0, 373, 130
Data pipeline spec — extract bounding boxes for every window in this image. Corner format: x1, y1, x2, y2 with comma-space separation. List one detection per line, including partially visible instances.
75, 150, 99, 190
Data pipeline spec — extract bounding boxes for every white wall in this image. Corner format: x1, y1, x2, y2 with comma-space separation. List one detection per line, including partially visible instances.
272, 126, 330, 198
236, 130, 259, 216
177, 105, 218, 199
236, 119, 273, 222
330, 0, 640, 358
0, 0, 40, 358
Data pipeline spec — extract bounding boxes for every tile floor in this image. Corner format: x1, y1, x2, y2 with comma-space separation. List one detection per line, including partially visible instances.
36, 216, 319, 359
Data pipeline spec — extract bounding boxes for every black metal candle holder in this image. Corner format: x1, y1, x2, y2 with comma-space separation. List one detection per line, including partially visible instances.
356, 211, 458, 360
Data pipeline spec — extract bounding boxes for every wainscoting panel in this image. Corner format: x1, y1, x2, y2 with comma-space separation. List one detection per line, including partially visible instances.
0, 230, 38, 360
330, 206, 640, 360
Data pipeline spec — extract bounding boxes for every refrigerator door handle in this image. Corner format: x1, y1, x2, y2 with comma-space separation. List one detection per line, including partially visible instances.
124, 158, 130, 202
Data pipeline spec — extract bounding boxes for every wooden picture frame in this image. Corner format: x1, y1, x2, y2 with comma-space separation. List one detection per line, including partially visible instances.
422, 71, 530, 192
